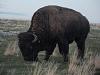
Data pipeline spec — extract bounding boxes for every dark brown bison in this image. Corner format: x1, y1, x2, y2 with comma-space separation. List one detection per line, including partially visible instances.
18, 5, 90, 62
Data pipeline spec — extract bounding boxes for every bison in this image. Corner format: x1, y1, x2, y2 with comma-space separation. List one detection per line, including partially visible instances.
18, 5, 90, 62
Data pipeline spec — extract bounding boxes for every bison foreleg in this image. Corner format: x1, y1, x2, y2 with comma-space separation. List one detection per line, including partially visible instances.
33, 52, 38, 61
44, 44, 56, 61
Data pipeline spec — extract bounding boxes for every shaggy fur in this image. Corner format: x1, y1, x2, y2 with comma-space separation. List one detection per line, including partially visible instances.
18, 5, 90, 62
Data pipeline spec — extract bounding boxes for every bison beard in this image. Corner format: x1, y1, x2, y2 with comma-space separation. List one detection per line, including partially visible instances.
18, 5, 90, 62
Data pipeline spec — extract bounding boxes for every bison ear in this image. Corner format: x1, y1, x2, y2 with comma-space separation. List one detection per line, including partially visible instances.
32, 33, 38, 43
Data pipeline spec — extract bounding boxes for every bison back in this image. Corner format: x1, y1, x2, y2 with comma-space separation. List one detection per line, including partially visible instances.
28, 5, 90, 42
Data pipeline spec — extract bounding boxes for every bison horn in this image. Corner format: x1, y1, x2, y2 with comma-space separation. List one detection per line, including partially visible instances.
32, 34, 38, 42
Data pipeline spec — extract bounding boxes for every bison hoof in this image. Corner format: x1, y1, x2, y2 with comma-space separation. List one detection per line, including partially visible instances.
77, 56, 84, 61
24, 58, 34, 62
23, 57, 39, 62
23, 57, 34, 62
44, 58, 49, 61
34, 58, 38, 62
64, 58, 69, 63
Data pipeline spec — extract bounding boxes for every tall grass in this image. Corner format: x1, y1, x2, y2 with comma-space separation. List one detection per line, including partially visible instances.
4, 40, 20, 56
31, 50, 95, 75
68, 49, 95, 75
0, 19, 99, 75
31, 62, 58, 75
2, 40, 96, 75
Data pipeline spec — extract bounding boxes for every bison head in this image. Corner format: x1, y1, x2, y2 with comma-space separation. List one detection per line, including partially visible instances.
18, 32, 39, 61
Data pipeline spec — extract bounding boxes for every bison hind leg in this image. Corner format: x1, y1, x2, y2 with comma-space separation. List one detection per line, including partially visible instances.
58, 40, 69, 62
75, 37, 86, 60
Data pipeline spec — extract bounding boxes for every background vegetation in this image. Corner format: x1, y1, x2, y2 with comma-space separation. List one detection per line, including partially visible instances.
0, 19, 100, 75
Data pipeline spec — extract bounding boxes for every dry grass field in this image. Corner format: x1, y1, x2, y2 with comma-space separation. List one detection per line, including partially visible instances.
0, 19, 100, 75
